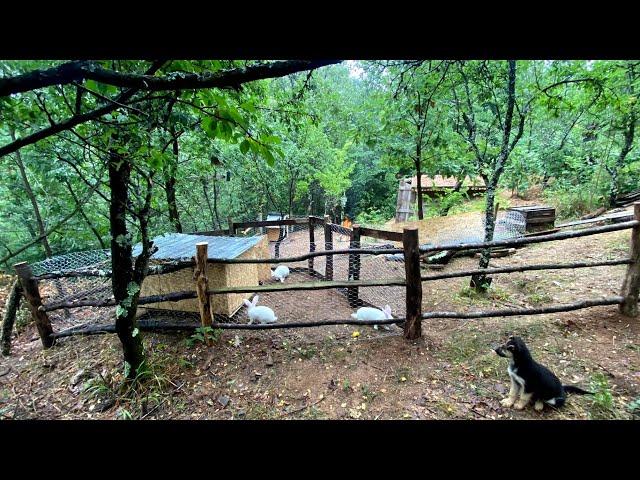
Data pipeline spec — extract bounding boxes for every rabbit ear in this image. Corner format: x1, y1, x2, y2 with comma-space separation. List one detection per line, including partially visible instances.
252, 295, 259, 307
384, 305, 392, 316
243, 299, 252, 308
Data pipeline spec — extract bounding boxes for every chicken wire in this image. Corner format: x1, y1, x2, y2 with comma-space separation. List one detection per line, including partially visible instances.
28, 222, 407, 335
422, 210, 526, 247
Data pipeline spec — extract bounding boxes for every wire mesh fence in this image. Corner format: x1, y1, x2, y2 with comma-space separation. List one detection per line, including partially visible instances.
422, 210, 526, 247
28, 220, 409, 336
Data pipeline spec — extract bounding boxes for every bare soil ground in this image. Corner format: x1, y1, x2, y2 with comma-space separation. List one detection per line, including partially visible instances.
1, 207, 639, 420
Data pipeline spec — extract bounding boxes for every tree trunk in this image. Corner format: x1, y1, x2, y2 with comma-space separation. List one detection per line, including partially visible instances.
164, 136, 183, 233
415, 142, 424, 220
471, 60, 519, 292
471, 181, 498, 290
1, 279, 23, 355
609, 115, 635, 207
10, 130, 53, 257
108, 148, 145, 378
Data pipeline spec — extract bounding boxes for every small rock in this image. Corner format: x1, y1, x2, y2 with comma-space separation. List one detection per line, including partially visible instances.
266, 354, 274, 367
71, 369, 87, 386
235, 409, 246, 418
217, 395, 230, 408
96, 397, 116, 412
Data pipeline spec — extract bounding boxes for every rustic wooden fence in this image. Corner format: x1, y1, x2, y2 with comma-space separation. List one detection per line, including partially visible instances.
4, 204, 640, 352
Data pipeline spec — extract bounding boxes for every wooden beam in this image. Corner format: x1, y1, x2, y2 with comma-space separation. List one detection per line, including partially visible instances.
422, 296, 624, 319
208, 277, 407, 295
13, 262, 54, 348
52, 316, 406, 338
620, 202, 640, 317
207, 247, 404, 265
308, 216, 315, 274
324, 215, 333, 281
44, 290, 198, 312
359, 227, 404, 243
421, 258, 631, 282
403, 227, 422, 340
194, 242, 213, 343
419, 220, 639, 254
348, 224, 362, 307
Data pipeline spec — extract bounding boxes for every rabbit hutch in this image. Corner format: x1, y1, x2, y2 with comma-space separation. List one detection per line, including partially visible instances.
136, 233, 271, 318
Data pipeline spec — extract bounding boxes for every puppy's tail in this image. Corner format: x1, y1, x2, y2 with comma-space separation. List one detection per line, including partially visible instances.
563, 385, 593, 395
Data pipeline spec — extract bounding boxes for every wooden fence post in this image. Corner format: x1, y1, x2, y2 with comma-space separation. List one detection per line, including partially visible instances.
403, 227, 422, 340
620, 202, 640, 317
348, 224, 362, 307
324, 215, 333, 281
13, 262, 55, 349
194, 242, 213, 345
308, 216, 316, 275
228, 216, 235, 236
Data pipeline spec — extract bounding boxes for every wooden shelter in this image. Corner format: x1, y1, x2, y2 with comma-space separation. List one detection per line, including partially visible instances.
396, 175, 487, 221
137, 233, 271, 317
409, 175, 486, 198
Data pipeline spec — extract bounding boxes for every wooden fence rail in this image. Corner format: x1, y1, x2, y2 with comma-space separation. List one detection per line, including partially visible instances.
419, 220, 638, 254
12, 204, 640, 350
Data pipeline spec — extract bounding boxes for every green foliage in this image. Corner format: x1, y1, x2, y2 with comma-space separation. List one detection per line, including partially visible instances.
1, 59, 638, 274
186, 326, 222, 347
588, 372, 616, 419
355, 207, 389, 227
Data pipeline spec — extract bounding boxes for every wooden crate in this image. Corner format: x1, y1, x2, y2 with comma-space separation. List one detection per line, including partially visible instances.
138, 235, 271, 317
508, 205, 556, 232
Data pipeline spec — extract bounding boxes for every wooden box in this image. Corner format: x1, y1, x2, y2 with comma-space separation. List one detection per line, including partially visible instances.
138, 235, 271, 318
508, 205, 556, 232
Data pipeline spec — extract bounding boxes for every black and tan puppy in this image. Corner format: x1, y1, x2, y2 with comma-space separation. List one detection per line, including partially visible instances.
494, 336, 592, 411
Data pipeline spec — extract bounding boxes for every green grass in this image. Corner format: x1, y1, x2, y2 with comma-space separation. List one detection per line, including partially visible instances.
587, 372, 617, 419
527, 292, 553, 305
456, 284, 512, 305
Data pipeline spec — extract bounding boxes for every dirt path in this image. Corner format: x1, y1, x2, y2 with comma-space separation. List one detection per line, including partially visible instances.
1, 228, 638, 420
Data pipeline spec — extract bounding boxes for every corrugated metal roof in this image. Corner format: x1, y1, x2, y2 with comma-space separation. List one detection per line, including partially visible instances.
133, 233, 265, 260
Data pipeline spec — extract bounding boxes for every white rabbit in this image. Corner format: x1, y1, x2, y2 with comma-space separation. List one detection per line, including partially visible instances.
243, 295, 277, 325
350, 305, 396, 331
271, 265, 290, 283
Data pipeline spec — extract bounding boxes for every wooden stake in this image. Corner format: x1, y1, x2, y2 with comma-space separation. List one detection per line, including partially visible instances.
403, 227, 422, 340
194, 242, 213, 344
13, 262, 54, 349
348, 224, 362, 307
308, 216, 315, 274
227, 216, 235, 235
324, 215, 333, 281
620, 202, 640, 317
